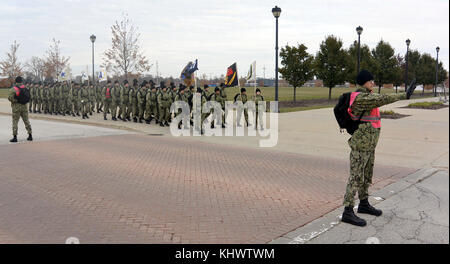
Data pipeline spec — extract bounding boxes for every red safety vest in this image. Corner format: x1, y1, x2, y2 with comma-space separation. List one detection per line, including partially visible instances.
14, 85, 25, 96
105, 87, 111, 98
348, 92, 381, 129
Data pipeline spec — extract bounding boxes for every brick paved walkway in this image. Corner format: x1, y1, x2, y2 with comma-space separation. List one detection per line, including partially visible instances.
0, 134, 415, 243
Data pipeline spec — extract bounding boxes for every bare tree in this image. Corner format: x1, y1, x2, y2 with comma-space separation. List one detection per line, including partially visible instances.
0, 40, 23, 79
25, 56, 45, 81
43, 38, 70, 79
102, 14, 151, 79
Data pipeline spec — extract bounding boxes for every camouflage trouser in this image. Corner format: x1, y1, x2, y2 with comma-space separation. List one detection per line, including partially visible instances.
138, 103, 145, 120
29, 99, 33, 111
103, 99, 112, 118
111, 100, 121, 118
12, 103, 32, 136
159, 105, 170, 123
145, 103, 157, 121
72, 100, 79, 115
80, 100, 89, 116
96, 99, 103, 112
211, 108, 225, 126
130, 100, 138, 119
236, 107, 249, 125
42, 100, 48, 113
343, 123, 380, 207
121, 100, 130, 119
255, 110, 263, 129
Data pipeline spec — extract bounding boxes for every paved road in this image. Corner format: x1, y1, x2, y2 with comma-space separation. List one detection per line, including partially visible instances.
0, 118, 414, 243
271, 168, 449, 244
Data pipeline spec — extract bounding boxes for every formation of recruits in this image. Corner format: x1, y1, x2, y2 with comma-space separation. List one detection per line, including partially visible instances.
26, 79, 266, 132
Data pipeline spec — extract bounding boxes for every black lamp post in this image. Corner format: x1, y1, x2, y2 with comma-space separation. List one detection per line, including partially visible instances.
435, 46, 440, 97
404, 39, 411, 91
356, 26, 363, 74
90, 34, 96, 84
272, 5, 281, 105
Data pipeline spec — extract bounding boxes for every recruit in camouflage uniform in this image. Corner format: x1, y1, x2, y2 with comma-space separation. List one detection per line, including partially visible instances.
254, 88, 265, 130
145, 84, 157, 124
174, 86, 188, 129
95, 84, 103, 113
341, 70, 413, 227
235, 88, 251, 127
41, 83, 49, 114
120, 80, 131, 121
102, 81, 112, 120
8, 77, 32, 143
129, 79, 139, 122
209, 87, 225, 128
110, 81, 121, 120
35, 83, 42, 113
79, 84, 90, 119
192, 87, 207, 133
219, 83, 228, 125
28, 83, 34, 113
60, 82, 70, 116
136, 81, 147, 123
157, 82, 171, 127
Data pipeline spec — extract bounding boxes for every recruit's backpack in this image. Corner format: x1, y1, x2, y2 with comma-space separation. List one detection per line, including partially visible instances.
233, 93, 240, 102
333, 92, 364, 135
15, 86, 31, 105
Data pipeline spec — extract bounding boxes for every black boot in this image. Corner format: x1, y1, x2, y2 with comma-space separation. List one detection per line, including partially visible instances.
160, 122, 165, 127
358, 199, 382, 216
27, 134, 33, 141
341, 206, 367, 227
164, 121, 169, 126
82, 115, 86, 119
123, 118, 127, 122
145, 119, 150, 124
10, 136, 17, 143
138, 118, 143, 123
221, 124, 226, 128
112, 117, 117, 121
104, 116, 107, 120
133, 117, 137, 123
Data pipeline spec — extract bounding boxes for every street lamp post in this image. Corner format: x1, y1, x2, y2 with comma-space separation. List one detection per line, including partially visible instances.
272, 5, 281, 107
90, 34, 96, 84
356, 26, 363, 74
435, 46, 440, 97
404, 39, 411, 92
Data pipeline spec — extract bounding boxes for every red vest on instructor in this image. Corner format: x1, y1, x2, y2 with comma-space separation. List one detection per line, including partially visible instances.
348, 92, 381, 129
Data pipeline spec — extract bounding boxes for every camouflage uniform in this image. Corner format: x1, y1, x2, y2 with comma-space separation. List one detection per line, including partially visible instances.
343, 87, 406, 207
88, 85, 96, 115
79, 85, 90, 118
120, 84, 131, 121
157, 87, 171, 125
210, 91, 225, 127
54, 83, 62, 114
129, 84, 139, 121
41, 84, 49, 114
60, 83, 70, 115
220, 85, 228, 123
235, 92, 250, 126
145, 88, 158, 123
28, 84, 34, 112
254, 93, 265, 130
102, 84, 113, 119
8, 84, 32, 136
96, 85, 103, 113
34, 84, 42, 113
111, 84, 121, 119
48, 85, 56, 114
136, 85, 147, 122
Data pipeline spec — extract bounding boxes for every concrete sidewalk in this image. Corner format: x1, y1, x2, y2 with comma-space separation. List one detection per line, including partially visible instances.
270, 168, 449, 244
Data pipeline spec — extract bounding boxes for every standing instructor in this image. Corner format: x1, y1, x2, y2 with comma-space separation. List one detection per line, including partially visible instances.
8, 76, 33, 143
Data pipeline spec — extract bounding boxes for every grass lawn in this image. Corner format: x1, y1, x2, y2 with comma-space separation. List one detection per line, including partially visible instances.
0, 88, 9, 99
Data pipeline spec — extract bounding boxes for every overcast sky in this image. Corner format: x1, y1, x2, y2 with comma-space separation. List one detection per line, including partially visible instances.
1, 0, 449, 79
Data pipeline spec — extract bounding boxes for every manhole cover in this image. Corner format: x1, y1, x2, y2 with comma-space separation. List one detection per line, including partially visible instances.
148, 134, 164, 136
